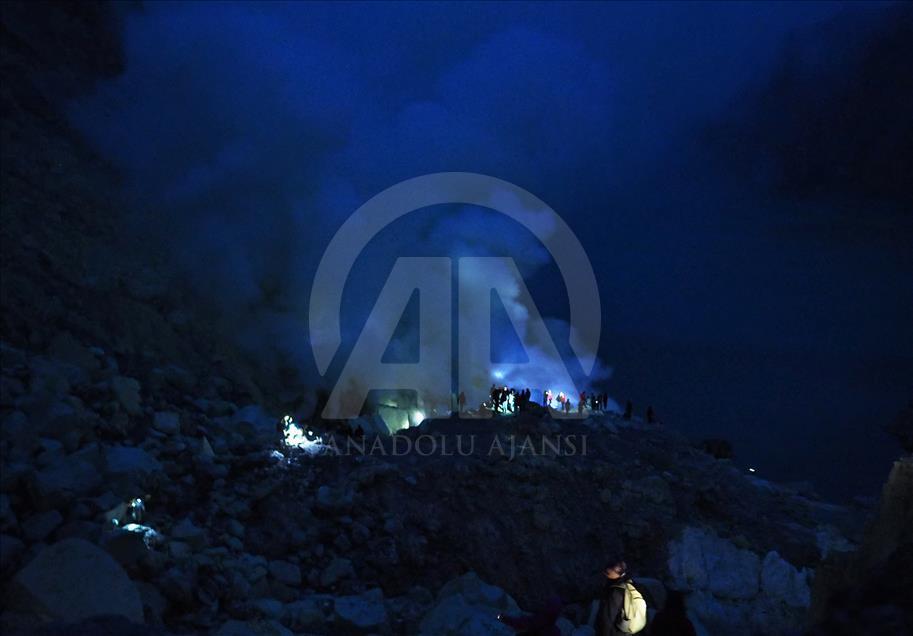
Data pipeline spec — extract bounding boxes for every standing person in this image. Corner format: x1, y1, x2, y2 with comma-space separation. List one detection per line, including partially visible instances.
601, 392, 609, 412
544, 389, 552, 408
458, 391, 466, 413
579, 391, 587, 413
592, 557, 647, 636
623, 400, 633, 421
646, 405, 656, 424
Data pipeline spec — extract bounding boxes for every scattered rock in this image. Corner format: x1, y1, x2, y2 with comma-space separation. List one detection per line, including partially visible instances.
30, 456, 102, 509
282, 597, 326, 631
667, 526, 760, 600
230, 405, 276, 439
268, 560, 301, 587
0, 533, 25, 574
419, 572, 519, 636
0, 493, 18, 531
105, 445, 161, 475
152, 411, 180, 435
760, 551, 812, 608
110, 376, 142, 416
251, 598, 283, 620
20, 510, 63, 543
320, 557, 355, 587
215, 619, 293, 636
8, 538, 143, 622
170, 517, 206, 550
334, 588, 388, 632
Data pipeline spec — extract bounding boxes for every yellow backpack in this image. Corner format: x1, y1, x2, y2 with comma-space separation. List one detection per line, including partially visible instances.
613, 580, 648, 633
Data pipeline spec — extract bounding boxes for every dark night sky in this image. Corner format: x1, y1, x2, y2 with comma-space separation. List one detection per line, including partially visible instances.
68, 1, 912, 500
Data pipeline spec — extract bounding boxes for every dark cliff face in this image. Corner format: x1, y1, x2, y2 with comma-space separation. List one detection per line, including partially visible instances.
1, 1, 125, 103
808, 457, 913, 635
0, 1, 273, 406
1, 1, 127, 351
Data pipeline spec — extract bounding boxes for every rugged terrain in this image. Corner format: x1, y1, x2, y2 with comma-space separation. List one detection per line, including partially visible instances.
4, 330, 905, 635
1, 3, 910, 636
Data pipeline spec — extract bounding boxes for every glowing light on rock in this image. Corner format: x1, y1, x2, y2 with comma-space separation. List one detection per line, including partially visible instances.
122, 523, 161, 548
411, 410, 425, 426
282, 415, 324, 454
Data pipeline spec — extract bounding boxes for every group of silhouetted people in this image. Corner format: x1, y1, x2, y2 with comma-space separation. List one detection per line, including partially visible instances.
540, 389, 611, 414
577, 390, 610, 413
622, 400, 658, 424
460, 386, 661, 423
487, 385, 534, 414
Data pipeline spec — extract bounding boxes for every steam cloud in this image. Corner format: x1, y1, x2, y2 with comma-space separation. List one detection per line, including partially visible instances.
67, 3, 615, 406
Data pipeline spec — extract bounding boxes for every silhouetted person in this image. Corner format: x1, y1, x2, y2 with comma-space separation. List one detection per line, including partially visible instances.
458, 391, 466, 412
498, 595, 562, 636
649, 591, 696, 636
601, 392, 608, 412
646, 405, 656, 424
623, 400, 633, 420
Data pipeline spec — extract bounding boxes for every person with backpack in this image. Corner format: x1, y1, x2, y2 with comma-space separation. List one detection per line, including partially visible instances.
591, 557, 648, 635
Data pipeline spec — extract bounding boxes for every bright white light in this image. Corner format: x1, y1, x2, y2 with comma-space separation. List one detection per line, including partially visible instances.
748, 467, 757, 473
129, 497, 145, 522
411, 410, 425, 426
493, 370, 505, 380
122, 523, 161, 548
282, 415, 324, 454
